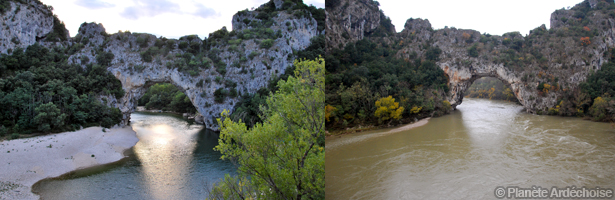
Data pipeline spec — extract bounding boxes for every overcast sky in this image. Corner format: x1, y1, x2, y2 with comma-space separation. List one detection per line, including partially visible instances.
39, 0, 324, 39
377, 0, 584, 36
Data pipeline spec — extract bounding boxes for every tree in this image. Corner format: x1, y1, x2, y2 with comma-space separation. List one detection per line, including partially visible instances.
210, 57, 325, 199
325, 104, 336, 122
33, 102, 66, 133
589, 97, 608, 121
487, 87, 496, 99
374, 95, 404, 122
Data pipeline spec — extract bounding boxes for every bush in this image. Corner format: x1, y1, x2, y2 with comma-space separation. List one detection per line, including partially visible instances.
96, 51, 114, 66
214, 88, 227, 103
136, 36, 149, 48
589, 97, 608, 121
260, 39, 274, 49
468, 44, 478, 57
249, 51, 260, 60
425, 46, 441, 61
178, 41, 189, 50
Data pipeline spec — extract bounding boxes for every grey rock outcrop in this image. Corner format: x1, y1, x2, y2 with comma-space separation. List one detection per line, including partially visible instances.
325, 0, 385, 51
0, 0, 55, 54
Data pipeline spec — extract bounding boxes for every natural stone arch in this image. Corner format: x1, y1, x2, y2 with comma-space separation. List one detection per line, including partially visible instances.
439, 62, 526, 110
110, 68, 203, 126
67, 9, 319, 131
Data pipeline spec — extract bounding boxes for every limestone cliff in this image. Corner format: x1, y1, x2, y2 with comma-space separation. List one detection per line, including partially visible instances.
0, 0, 56, 54
325, 0, 388, 51
0, 0, 320, 130
327, 0, 615, 114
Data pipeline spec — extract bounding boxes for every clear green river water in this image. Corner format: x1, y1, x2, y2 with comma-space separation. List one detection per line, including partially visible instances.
32, 112, 236, 200
325, 98, 615, 199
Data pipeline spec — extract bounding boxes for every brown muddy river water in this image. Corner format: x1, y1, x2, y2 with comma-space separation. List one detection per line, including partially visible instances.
325, 98, 615, 199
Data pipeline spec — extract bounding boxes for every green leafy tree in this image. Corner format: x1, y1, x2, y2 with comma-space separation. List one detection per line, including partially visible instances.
34, 102, 66, 133
210, 57, 325, 199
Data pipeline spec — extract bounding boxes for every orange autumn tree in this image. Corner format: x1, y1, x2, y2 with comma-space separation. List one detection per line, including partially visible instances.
581, 37, 591, 46
374, 96, 404, 122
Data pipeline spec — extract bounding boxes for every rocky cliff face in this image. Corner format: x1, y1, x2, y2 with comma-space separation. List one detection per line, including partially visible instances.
327, 0, 615, 114
0, 0, 55, 54
325, 0, 383, 51
0, 0, 320, 130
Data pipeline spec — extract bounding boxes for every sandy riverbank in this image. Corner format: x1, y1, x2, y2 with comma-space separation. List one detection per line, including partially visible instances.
326, 118, 431, 150
0, 126, 138, 200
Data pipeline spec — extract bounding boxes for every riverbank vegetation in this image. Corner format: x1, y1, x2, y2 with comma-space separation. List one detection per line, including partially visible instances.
325, 38, 451, 132
0, 44, 124, 139
550, 60, 615, 122
209, 58, 324, 199
138, 83, 196, 114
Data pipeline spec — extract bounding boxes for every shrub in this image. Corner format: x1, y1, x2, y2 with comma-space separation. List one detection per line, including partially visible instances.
225, 79, 237, 88
229, 88, 238, 98
96, 51, 114, 66
425, 47, 441, 61
136, 36, 149, 48
468, 44, 479, 57
589, 97, 608, 121
178, 41, 189, 50
214, 88, 227, 103
249, 51, 260, 60
581, 37, 591, 46
260, 39, 274, 49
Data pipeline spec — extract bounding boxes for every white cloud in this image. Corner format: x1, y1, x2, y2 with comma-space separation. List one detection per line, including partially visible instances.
192, 2, 220, 19
74, 0, 115, 9
40, 0, 324, 39
120, 0, 180, 20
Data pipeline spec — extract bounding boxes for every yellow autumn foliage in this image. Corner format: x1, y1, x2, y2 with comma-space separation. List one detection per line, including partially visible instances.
325, 104, 336, 122
374, 96, 404, 121
410, 106, 422, 114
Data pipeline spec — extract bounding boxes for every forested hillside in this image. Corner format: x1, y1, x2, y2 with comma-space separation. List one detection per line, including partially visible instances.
325, 39, 451, 130
325, 5, 451, 132
0, 44, 124, 139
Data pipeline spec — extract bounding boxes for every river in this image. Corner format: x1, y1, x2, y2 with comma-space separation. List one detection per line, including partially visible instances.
32, 112, 236, 199
325, 98, 615, 199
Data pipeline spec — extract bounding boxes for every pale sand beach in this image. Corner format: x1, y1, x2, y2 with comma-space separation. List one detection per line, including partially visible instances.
0, 126, 138, 200
326, 118, 430, 150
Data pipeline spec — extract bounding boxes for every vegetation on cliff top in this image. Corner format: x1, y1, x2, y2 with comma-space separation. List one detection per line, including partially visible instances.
0, 44, 124, 139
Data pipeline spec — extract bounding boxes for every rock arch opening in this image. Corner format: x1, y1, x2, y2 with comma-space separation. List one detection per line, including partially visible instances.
135, 82, 198, 117
440, 63, 527, 110
463, 77, 520, 103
